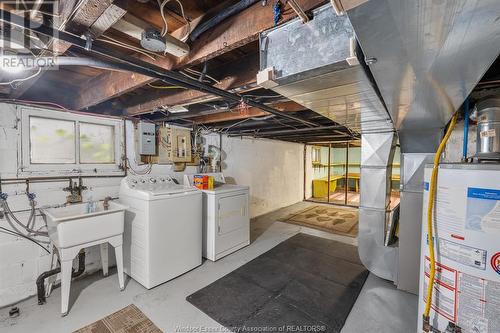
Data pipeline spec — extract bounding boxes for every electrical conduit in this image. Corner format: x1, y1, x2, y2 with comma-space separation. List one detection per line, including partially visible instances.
463, 98, 470, 160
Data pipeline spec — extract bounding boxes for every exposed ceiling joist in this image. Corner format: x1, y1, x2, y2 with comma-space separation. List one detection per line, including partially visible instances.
177, 0, 324, 67
71, 0, 325, 111
10, 0, 126, 98
124, 54, 260, 115
189, 101, 306, 124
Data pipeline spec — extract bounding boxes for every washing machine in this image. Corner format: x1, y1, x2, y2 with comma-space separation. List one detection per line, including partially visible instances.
184, 173, 250, 261
119, 175, 202, 289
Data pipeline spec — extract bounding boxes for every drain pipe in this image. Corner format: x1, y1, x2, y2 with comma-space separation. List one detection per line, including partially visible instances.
462, 98, 470, 161
36, 250, 86, 305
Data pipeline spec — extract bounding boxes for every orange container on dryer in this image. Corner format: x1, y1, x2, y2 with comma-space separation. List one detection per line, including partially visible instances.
193, 175, 204, 189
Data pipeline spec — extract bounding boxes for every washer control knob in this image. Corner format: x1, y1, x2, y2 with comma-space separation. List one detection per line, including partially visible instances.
149, 178, 157, 183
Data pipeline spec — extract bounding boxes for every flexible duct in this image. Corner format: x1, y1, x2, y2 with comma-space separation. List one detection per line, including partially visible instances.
189, 0, 260, 41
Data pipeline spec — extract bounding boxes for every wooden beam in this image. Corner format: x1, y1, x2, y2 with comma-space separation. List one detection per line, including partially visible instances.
190, 101, 306, 124
176, 0, 324, 67
89, 1, 127, 37
124, 54, 259, 115
10, 0, 125, 98
71, 0, 325, 111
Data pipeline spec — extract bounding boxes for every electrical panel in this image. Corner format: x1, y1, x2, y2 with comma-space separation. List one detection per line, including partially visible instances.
138, 122, 156, 155
158, 126, 192, 163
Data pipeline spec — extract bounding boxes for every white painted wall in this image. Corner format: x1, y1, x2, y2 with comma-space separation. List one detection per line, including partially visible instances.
203, 134, 305, 218
0, 103, 196, 307
0, 103, 307, 306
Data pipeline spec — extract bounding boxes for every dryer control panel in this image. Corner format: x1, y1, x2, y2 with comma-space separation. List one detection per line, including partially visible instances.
120, 176, 199, 199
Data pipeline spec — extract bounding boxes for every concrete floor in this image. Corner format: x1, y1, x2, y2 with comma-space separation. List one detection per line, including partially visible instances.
0, 202, 417, 333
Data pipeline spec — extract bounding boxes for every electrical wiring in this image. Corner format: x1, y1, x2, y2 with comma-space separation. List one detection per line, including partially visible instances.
157, 0, 191, 42
147, 83, 186, 89
125, 157, 152, 175
184, 68, 221, 85
0, 67, 42, 86
98, 37, 158, 61
179, 70, 213, 84
0, 226, 50, 254
0, 98, 71, 112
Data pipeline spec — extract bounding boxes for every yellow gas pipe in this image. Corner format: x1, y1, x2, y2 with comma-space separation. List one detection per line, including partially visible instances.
423, 111, 459, 328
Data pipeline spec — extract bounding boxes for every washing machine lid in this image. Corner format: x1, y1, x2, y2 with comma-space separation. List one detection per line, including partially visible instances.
122, 175, 198, 196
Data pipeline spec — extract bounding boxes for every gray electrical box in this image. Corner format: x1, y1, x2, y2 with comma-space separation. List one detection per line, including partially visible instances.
138, 122, 156, 155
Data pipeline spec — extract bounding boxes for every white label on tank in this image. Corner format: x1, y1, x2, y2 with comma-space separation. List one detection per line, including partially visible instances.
423, 273, 456, 321
457, 273, 500, 333
438, 238, 487, 270
466, 187, 500, 235
480, 129, 496, 138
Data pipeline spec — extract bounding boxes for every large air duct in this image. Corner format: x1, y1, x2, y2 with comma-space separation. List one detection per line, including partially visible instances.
258, 4, 398, 280
342, 0, 500, 293
359, 132, 397, 280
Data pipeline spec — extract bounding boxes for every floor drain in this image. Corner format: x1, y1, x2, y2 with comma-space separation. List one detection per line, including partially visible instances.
9, 306, 20, 318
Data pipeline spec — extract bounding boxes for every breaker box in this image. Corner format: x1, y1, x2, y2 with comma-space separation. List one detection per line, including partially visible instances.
138, 122, 156, 155
158, 126, 192, 163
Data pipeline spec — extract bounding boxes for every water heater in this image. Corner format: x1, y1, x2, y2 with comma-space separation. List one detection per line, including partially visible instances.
418, 163, 500, 333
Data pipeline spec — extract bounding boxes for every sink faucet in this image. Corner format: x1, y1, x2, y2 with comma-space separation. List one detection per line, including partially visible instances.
63, 177, 87, 204
103, 196, 112, 211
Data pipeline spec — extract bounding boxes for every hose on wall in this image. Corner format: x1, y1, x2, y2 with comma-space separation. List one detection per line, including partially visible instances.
423, 111, 459, 325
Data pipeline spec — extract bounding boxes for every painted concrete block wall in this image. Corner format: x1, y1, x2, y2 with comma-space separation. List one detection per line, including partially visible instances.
204, 134, 305, 218
0, 103, 195, 307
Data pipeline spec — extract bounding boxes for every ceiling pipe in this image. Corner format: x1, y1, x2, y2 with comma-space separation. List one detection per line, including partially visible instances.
227, 125, 346, 136
0, 9, 319, 127
1, 56, 130, 71
189, 0, 260, 42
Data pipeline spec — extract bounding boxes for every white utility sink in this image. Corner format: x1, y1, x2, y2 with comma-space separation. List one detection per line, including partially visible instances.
42, 201, 127, 249
41, 200, 127, 316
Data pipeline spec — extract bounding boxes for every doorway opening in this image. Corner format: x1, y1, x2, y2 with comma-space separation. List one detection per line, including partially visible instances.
304, 141, 400, 208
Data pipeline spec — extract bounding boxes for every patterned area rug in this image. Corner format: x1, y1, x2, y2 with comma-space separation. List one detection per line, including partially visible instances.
279, 205, 358, 237
74, 304, 162, 333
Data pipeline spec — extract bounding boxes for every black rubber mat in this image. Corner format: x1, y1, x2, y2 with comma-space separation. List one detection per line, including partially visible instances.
187, 233, 369, 333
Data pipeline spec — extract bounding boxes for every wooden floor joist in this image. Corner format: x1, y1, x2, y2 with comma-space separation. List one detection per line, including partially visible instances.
124, 54, 260, 116
189, 101, 306, 124
10, 0, 126, 99
71, 0, 325, 111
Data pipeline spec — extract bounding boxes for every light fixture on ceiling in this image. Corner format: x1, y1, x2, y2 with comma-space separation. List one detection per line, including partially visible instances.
168, 105, 189, 113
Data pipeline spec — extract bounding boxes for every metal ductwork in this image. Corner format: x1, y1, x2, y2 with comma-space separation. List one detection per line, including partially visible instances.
359, 132, 397, 280
342, 0, 500, 293
258, 4, 398, 280
258, 4, 393, 135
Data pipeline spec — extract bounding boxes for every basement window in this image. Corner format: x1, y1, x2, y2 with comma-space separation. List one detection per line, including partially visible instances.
21, 107, 124, 176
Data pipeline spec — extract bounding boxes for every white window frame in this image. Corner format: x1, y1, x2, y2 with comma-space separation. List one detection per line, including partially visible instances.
20, 107, 125, 176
